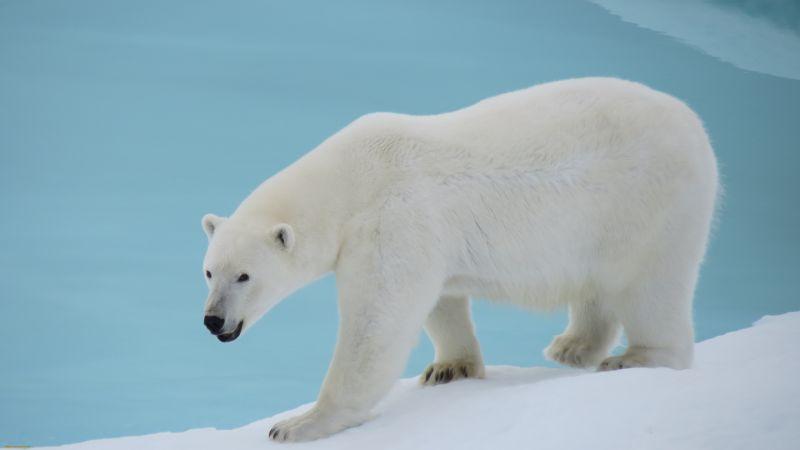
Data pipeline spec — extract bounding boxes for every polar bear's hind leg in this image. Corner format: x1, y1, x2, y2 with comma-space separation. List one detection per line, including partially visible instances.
545, 299, 620, 368
599, 256, 698, 371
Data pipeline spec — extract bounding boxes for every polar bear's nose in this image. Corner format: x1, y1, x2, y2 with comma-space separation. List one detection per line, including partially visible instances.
204, 315, 225, 335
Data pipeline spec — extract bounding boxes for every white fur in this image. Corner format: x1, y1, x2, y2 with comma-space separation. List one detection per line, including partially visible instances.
201, 78, 719, 442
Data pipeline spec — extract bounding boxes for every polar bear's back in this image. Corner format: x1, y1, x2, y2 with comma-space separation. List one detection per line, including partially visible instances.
341, 78, 718, 303
425, 77, 710, 166
347, 78, 714, 185
374, 78, 717, 217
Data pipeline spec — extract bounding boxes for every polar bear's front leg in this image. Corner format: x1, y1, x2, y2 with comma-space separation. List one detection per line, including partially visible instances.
269, 260, 442, 442
421, 295, 484, 385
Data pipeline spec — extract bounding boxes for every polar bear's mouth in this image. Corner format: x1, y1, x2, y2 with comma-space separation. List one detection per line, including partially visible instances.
217, 320, 244, 343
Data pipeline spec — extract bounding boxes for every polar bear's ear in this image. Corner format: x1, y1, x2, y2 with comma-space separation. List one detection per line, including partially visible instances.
202, 214, 226, 239
270, 223, 295, 252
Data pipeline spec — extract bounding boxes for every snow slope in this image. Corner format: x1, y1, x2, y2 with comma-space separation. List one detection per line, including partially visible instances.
39, 312, 800, 450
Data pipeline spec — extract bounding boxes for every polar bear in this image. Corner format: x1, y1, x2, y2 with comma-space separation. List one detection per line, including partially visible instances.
200, 78, 718, 442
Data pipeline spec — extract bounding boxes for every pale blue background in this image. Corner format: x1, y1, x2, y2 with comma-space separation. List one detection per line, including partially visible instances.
1, 0, 799, 446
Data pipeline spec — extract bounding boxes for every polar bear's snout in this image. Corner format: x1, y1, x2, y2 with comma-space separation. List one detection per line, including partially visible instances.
203, 315, 224, 334
203, 314, 244, 343
216, 320, 244, 342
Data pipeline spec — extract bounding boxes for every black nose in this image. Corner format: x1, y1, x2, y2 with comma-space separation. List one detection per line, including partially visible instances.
204, 315, 224, 334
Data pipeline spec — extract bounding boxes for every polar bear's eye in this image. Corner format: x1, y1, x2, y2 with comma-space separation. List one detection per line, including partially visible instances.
205, 270, 212, 279
238, 273, 250, 282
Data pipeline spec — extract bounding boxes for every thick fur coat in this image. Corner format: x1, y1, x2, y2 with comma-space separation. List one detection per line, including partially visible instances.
200, 78, 719, 442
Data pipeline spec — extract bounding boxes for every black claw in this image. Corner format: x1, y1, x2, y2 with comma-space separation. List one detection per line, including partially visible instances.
445, 368, 454, 382
460, 366, 468, 377
436, 371, 443, 382
424, 366, 434, 382
269, 427, 276, 438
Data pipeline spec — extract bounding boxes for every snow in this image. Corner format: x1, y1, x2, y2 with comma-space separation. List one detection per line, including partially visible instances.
38, 312, 800, 450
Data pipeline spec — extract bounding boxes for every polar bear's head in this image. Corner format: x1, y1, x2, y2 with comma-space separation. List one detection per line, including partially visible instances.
200, 213, 299, 343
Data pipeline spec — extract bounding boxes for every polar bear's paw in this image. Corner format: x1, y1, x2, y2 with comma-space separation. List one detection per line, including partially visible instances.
420, 360, 485, 386
545, 334, 606, 368
597, 354, 647, 371
268, 407, 360, 442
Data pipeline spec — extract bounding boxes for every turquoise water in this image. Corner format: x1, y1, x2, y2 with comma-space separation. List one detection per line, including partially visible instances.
1, 0, 799, 446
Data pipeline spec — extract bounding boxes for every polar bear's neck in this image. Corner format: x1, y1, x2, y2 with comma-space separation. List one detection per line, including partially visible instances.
227, 113, 411, 280
230, 138, 355, 278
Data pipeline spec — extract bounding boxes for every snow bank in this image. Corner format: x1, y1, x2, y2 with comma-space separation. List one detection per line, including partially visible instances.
39, 312, 800, 450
